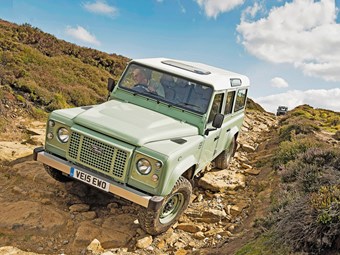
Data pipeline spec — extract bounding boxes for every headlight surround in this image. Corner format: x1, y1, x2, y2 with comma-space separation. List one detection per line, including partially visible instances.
136, 158, 152, 175
57, 127, 70, 143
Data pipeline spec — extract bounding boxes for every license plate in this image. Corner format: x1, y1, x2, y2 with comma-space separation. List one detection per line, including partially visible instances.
70, 167, 109, 192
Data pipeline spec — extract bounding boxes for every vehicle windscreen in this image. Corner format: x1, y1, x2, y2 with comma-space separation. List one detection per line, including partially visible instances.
119, 63, 213, 114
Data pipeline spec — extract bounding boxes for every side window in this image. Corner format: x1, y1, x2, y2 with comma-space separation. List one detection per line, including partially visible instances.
234, 89, 248, 112
208, 93, 224, 123
224, 91, 236, 115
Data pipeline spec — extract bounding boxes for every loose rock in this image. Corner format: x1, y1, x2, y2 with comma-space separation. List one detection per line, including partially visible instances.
176, 223, 202, 233
136, 235, 153, 249
87, 239, 104, 254
69, 204, 90, 213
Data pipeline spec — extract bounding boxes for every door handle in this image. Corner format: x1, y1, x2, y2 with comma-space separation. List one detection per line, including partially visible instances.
226, 129, 231, 132
214, 136, 219, 141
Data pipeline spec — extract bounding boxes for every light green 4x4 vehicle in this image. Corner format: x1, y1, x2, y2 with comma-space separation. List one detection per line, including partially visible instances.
34, 58, 250, 235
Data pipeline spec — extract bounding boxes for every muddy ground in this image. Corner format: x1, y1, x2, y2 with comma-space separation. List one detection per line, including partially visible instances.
0, 111, 278, 255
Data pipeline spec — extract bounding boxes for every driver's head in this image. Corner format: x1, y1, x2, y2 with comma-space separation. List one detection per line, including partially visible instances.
133, 68, 148, 84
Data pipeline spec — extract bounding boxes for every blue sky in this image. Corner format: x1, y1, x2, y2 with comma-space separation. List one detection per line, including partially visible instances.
1, 0, 340, 113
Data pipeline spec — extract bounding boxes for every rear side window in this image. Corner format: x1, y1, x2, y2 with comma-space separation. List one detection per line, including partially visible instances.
224, 91, 236, 115
234, 89, 248, 112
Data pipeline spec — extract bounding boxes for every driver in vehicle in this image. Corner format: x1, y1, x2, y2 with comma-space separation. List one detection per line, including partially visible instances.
133, 68, 165, 97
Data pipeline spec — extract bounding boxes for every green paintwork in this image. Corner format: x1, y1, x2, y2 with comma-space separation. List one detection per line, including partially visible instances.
73, 99, 199, 146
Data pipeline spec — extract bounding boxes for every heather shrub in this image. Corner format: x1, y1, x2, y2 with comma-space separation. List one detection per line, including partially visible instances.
276, 194, 340, 254
274, 147, 340, 254
273, 136, 322, 168
279, 117, 320, 141
300, 147, 340, 169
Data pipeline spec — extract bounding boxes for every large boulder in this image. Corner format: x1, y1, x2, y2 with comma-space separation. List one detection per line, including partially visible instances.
198, 170, 246, 192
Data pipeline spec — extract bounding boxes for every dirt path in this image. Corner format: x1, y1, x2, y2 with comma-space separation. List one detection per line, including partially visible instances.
198, 128, 280, 255
0, 111, 278, 255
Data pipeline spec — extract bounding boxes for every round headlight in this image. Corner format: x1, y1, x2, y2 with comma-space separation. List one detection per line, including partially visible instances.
136, 158, 152, 175
57, 128, 70, 143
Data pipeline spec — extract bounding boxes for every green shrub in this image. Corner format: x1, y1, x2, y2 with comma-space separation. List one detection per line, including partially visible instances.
16, 94, 26, 103
46, 93, 68, 111
273, 136, 321, 168
30, 107, 47, 119
279, 118, 320, 141
312, 185, 340, 222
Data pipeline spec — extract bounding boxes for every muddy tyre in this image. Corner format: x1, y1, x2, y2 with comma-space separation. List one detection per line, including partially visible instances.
44, 164, 72, 182
138, 176, 192, 235
214, 136, 237, 169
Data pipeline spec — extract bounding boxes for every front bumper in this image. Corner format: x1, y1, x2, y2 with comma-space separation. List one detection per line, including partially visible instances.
33, 147, 163, 211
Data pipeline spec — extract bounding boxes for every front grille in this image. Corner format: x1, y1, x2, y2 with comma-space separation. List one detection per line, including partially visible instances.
68, 132, 129, 180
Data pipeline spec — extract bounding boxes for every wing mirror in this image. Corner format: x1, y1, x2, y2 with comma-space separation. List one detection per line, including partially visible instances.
107, 78, 115, 100
108, 78, 115, 92
205, 113, 224, 135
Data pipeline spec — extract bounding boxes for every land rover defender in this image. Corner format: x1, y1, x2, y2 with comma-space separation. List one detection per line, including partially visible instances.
34, 58, 250, 234
277, 106, 288, 116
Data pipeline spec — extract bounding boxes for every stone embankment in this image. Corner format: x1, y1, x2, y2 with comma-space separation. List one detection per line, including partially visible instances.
0, 110, 277, 255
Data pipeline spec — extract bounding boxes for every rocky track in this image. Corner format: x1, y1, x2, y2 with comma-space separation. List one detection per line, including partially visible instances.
0, 110, 277, 255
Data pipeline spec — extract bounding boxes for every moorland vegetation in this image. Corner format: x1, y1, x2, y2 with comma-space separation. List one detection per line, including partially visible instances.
237, 105, 340, 255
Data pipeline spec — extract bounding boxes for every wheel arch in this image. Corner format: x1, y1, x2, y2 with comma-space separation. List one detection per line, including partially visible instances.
160, 155, 197, 196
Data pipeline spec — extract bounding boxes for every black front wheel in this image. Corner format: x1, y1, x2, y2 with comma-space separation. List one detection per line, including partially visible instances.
138, 176, 192, 235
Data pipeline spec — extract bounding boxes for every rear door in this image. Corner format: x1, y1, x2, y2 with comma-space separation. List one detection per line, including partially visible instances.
215, 88, 248, 155
214, 90, 236, 156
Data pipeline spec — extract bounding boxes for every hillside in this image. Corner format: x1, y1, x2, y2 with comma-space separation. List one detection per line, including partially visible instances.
0, 19, 129, 140
225, 105, 340, 255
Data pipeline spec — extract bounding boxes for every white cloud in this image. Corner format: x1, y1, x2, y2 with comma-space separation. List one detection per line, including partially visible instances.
270, 77, 289, 88
255, 88, 340, 113
83, 0, 118, 17
65, 26, 100, 46
237, 0, 340, 82
196, 0, 245, 18
241, 2, 263, 21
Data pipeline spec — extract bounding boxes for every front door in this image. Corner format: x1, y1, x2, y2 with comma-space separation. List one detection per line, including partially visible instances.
199, 93, 224, 168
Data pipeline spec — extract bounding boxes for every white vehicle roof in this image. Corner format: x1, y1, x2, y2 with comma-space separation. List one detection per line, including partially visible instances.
131, 58, 250, 91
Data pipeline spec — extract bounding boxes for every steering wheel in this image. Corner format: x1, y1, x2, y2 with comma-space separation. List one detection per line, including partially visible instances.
133, 84, 149, 93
